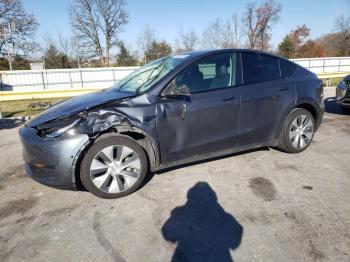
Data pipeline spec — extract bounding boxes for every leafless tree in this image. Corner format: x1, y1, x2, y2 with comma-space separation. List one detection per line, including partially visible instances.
334, 15, 350, 56
69, 0, 103, 64
137, 25, 155, 55
137, 24, 155, 63
229, 14, 243, 48
243, 0, 282, 50
202, 18, 229, 48
42, 32, 73, 57
178, 29, 200, 51
202, 15, 242, 49
0, 0, 38, 66
69, 0, 128, 66
96, 0, 128, 65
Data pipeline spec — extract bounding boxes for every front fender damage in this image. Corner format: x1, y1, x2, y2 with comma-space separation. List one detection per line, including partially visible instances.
75, 99, 160, 169
79, 109, 132, 135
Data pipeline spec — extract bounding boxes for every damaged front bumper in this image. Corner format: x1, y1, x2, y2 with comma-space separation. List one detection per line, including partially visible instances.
19, 126, 90, 189
336, 81, 350, 108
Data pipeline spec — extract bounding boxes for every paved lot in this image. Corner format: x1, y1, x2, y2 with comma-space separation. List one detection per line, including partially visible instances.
0, 90, 349, 262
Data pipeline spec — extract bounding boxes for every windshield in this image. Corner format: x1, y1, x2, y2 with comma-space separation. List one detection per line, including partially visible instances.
111, 55, 188, 94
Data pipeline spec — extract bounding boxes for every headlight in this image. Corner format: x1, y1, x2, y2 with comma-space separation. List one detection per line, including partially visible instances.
46, 119, 80, 138
37, 117, 81, 138
339, 80, 347, 89
336, 80, 347, 101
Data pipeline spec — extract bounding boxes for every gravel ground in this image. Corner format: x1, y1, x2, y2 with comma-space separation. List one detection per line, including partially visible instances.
0, 89, 349, 262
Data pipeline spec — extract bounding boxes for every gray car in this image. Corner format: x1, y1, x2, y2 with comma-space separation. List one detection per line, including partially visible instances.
336, 74, 350, 109
19, 49, 324, 199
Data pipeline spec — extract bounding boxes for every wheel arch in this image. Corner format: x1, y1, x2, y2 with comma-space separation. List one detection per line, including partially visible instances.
275, 101, 320, 142
294, 102, 319, 123
71, 124, 159, 190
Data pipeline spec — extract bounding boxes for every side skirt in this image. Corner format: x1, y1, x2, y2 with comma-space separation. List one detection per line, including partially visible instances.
151, 139, 277, 172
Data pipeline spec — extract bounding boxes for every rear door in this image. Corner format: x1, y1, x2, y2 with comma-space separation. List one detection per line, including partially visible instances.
238, 52, 295, 147
158, 52, 242, 163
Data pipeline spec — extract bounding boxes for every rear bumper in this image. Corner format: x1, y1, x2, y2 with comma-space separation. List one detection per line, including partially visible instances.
19, 126, 89, 189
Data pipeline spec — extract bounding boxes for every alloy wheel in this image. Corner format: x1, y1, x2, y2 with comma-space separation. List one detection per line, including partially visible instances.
289, 115, 314, 149
89, 145, 141, 193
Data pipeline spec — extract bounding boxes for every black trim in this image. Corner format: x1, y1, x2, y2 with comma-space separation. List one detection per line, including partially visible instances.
190, 84, 243, 95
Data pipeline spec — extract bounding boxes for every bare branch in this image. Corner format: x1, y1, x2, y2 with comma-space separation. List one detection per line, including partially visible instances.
243, 0, 282, 50
0, 0, 39, 58
202, 15, 242, 49
178, 29, 199, 51
70, 0, 127, 66
137, 24, 155, 55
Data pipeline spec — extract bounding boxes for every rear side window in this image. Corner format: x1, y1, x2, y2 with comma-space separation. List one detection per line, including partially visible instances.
242, 53, 280, 84
279, 59, 297, 78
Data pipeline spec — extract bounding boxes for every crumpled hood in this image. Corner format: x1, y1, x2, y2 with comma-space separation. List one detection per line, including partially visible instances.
27, 89, 133, 127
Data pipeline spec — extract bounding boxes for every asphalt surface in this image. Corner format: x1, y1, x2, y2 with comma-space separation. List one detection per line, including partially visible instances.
0, 90, 349, 262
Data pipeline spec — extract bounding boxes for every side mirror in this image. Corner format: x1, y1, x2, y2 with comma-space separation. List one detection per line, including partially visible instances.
162, 80, 191, 97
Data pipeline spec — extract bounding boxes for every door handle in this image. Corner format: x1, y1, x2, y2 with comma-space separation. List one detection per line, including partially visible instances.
279, 87, 289, 92
181, 103, 187, 120
222, 96, 235, 102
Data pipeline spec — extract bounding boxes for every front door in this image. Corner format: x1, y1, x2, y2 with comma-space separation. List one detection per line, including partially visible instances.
158, 52, 242, 163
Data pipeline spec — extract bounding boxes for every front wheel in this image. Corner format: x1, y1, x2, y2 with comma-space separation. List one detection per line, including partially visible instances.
80, 134, 148, 199
277, 108, 315, 153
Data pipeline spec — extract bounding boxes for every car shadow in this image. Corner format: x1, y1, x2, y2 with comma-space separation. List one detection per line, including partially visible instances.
0, 118, 24, 130
324, 97, 350, 115
162, 182, 243, 262
77, 147, 268, 193
156, 147, 270, 175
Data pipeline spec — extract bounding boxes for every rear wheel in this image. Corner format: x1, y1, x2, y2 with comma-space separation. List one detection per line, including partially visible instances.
278, 108, 315, 153
80, 134, 148, 199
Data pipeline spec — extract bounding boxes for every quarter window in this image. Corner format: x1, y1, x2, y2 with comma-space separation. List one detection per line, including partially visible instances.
242, 53, 280, 84
280, 59, 297, 78
174, 53, 241, 93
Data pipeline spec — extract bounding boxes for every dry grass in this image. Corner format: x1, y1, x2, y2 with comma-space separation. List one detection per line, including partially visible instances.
0, 98, 67, 118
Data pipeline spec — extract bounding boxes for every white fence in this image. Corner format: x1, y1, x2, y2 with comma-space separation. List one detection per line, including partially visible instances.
0, 67, 139, 92
292, 57, 350, 74
1, 57, 350, 92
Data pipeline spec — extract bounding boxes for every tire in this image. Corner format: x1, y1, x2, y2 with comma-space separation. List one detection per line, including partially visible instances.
80, 134, 148, 199
277, 108, 315, 153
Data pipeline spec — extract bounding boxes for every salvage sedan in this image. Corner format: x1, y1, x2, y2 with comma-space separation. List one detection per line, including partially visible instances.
19, 49, 324, 198
336, 74, 350, 110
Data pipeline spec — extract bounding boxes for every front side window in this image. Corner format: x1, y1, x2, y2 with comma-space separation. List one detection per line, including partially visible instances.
173, 53, 240, 93
242, 53, 280, 84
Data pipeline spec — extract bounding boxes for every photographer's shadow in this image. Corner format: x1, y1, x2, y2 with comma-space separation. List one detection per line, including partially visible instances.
162, 182, 243, 262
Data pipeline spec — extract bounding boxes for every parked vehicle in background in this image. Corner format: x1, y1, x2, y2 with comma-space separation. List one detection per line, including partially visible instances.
19, 49, 324, 199
336, 75, 350, 110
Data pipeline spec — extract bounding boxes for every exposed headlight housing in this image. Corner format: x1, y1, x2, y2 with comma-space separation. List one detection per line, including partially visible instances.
336, 80, 348, 101
36, 116, 81, 138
